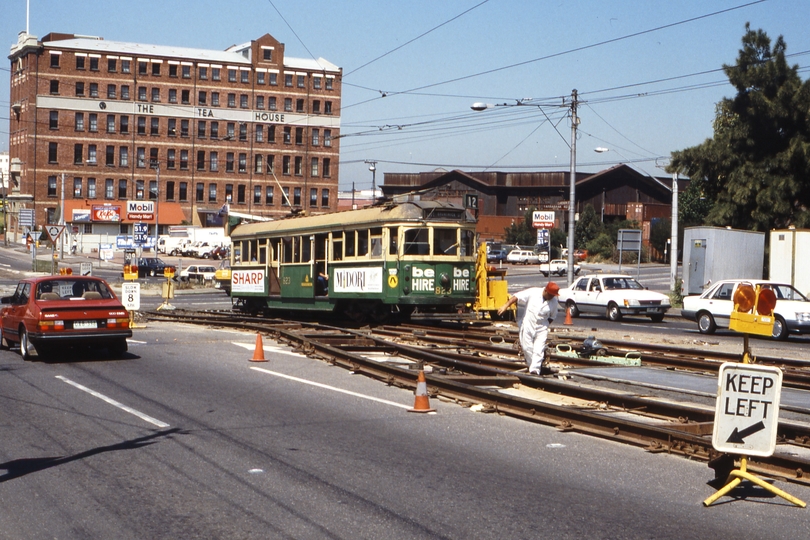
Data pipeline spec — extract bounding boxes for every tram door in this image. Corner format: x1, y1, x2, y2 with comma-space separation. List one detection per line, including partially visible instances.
313, 234, 329, 296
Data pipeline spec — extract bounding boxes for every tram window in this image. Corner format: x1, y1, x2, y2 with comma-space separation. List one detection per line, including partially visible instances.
292, 237, 301, 263
434, 228, 457, 255
332, 236, 343, 261
314, 234, 328, 260
358, 230, 369, 256
301, 236, 312, 262
404, 228, 430, 256
389, 227, 398, 256
258, 244, 267, 264
249, 240, 258, 262
461, 229, 474, 256
282, 237, 293, 263
370, 228, 383, 258
345, 231, 356, 257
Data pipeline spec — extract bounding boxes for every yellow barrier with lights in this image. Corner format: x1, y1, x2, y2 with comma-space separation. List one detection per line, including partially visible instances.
728, 283, 777, 337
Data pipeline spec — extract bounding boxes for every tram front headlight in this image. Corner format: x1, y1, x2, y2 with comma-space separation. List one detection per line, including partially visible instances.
440, 273, 450, 288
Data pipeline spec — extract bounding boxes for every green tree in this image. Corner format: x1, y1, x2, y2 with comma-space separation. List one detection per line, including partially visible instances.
504, 208, 536, 246
669, 24, 810, 231
575, 204, 602, 248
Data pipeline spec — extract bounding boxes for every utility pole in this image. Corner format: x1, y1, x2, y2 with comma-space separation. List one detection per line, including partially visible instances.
670, 172, 679, 292
567, 89, 578, 285
59, 172, 65, 258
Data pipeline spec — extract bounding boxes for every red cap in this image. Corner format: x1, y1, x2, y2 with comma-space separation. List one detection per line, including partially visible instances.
545, 281, 560, 296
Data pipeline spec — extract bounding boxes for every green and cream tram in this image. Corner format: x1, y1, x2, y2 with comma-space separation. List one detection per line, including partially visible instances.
228, 200, 478, 322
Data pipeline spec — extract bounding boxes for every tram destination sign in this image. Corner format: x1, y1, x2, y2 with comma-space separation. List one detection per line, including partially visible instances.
712, 362, 783, 457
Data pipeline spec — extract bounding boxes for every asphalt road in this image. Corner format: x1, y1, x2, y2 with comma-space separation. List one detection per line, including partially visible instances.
2, 323, 810, 539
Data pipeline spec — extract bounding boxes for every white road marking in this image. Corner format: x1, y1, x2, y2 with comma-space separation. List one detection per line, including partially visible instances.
55, 375, 170, 428
250, 367, 411, 410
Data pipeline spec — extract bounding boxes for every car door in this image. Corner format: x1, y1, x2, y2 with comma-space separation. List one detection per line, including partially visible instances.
706, 282, 736, 329
568, 278, 591, 312
3, 282, 32, 342
580, 277, 604, 314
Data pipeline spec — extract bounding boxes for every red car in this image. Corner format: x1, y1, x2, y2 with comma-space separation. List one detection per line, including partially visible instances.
0, 276, 132, 360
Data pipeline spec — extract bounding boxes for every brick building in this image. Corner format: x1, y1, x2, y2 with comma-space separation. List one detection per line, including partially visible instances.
7, 31, 341, 244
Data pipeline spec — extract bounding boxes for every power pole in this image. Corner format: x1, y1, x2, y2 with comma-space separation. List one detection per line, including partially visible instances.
567, 89, 578, 285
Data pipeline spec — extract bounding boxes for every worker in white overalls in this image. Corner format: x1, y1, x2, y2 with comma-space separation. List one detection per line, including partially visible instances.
497, 281, 560, 375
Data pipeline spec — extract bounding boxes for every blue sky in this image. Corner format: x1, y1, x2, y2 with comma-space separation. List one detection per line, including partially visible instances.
2, 0, 808, 191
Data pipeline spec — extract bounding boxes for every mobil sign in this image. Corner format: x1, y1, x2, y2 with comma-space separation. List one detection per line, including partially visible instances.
127, 200, 155, 221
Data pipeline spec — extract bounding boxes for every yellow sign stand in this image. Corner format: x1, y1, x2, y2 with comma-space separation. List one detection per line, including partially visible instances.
704, 284, 805, 507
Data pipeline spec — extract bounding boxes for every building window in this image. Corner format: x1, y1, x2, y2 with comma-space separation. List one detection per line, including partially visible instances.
311, 129, 319, 146
197, 120, 206, 139
120, 116, 129, 134
268, 125, 276, 142
167, 149, 175, 169
48, 111, 59, 130
149, 148, 158, 169
180, 150, 189, 170
266, 154, 275, 174
293, 187, 301, 206
326, 78, 333, 90
263, 49, 272, 61
283, 127, 291, 144
107, 84, 116, 99
212, 67, 220, 81
121, 59, 131, 73
255, 154, 263, 173
228, 69, 237, 82
137, 147, 145, 168
138, 117, 146, 135
240, 94, 248, 108
197, 151, 206, 171
89, 56, 99, 71
75, 82, 85, 96
138, 86, 147, 101
324, 129, 332, 147
325, 101, 332, 114
89, 83, 99, 98
121, 85, 130, 100
266, 186, 274, 205
198, 91, 207, 105
269, 97, 277, 110
255, 125, 264, 143
209, 183, 217, 202
296, 99, 304, 113
150, 117, 159, 135
323, 158, 331, 177
76, 55, 86, 70
166, 181, 175, 201
105, 179, 114, 199
136, 179, 144, 199
313, 77, 321, 89
321, 189, 329, 207
284, 98, 292, 112
169, 89, 177, 103
294, 156, 303, 176
237, 184, 246, 204
152, 62, 161, 76
283, 187, 290, 206
194, 183, 203, 202
151, 87, 160, 102
227, 93, 236, 108
210, 152, 218, 172
106, 146, 115, 166
138, 61, 147, 75
119, 147, 128, 167
295, 127, 304, 145
179, 182, 188, 201
241, 70, 249, 83
118, 179, 127, 198
310, 188, 317, 207
210, 122, 219, 139
168, 118, 176, 136
285, 74, 293, 87
88, 178, 97, 198
73, 177, 83, 197
257, 72, 265, 85
50, 53, 60, 68
297, 75, 305, 88
212, 92, 220, 106
107, 115, 115, 133
238, 153, 247, 173
48, 176, 57, 197
311, 158, 319, 177
107, 58, 116, 72
199, 66, 208, 80
312, 100, 320, 114
169, 64, 178, 77
182, 65, 191, 78
74, 144, 83, 164
227, 123, 235, 140
181, 119, 189, 137
270, 72, 278, 85
50, 80, 59, 94
254, 186, 262, 204
89, 114, 97, 132
226, 153, 234, 172
256, 96, 265, 109
225, 184, 233, 203
239, 123, 247, 142
149, 180, 157, 200
282, 155, 290, 175
181, 90, 190, 104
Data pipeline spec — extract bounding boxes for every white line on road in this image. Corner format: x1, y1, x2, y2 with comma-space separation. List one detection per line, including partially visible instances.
55, 376, 170, 428
250, 367, 411, 410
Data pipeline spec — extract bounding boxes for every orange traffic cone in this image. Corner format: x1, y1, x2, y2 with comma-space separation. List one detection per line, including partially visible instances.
564, 305, 573, 326
408, 369, 436, 413
250, 333, 267, 362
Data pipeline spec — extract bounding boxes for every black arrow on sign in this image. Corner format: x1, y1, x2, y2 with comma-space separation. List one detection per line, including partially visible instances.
726, 421, 765, 444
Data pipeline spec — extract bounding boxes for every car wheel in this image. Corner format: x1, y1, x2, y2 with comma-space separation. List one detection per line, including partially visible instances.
20, 327, 34, 361
606, 303, 622, 322
649, 313, 665, 323
541, 271, 549, 277
567, 300, 580, 318
149, 269, 156, 277
110, 339, 128, 358
697, 312, 716, 334
772, 315, 789, 341
0, 326, 8, 350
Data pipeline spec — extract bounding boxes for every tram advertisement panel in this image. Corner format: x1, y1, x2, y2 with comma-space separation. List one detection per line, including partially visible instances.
333, 267, 384, 294
232, 269, 267, 294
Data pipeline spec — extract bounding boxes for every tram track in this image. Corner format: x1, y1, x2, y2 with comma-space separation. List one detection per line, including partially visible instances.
144, 309, 810, 486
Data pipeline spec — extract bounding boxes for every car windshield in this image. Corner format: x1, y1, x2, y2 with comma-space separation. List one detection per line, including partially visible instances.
768, 284, 808, 301
601, 277, 644, 291
36, 279, 114, 300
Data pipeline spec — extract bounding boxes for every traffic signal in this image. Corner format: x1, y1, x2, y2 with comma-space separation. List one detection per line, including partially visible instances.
729, 283, 777, 336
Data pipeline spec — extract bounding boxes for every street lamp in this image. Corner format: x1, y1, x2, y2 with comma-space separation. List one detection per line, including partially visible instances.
151, 163, 160, 254
471, 90, 579, 285
365, 160, 377, 200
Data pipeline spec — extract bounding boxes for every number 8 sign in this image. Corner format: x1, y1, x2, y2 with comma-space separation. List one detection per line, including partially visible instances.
121, 282, 141, 311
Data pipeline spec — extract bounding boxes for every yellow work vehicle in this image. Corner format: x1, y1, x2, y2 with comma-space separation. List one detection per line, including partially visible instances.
472, 243, 510, 320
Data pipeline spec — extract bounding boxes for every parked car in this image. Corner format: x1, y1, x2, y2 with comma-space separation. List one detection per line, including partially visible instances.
214, 259, 232, 293
136, 257, 169, 278
541, 259, 581, 277
681, 279, 810, 340
558, 274, 671, 322
210, 246, 230, 260
506, 249, 540, 265
0, 276, 131, 360
487, 249, 508, 263
177, 264, 217, 283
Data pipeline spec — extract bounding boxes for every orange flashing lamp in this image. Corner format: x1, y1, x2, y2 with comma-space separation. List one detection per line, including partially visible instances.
729, 283, 777, 336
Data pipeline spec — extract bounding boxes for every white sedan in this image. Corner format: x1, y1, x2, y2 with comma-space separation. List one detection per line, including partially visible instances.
558, 274, 671, 322
541, 259, 581, 277
681, 279, 810, 340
